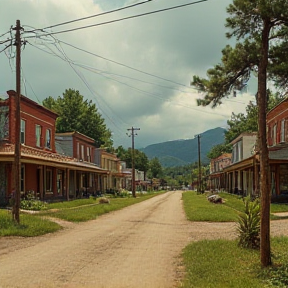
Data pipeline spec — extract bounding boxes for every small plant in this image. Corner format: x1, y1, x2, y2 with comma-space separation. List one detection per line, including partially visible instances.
20, 190, 47, 211
237, 198, 260, 249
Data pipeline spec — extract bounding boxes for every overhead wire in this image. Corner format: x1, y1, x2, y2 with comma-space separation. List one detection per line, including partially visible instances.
58, 40, 194, 89
25, 0, 154, 32
27, 38, 130, 132
23, 0, 208, 37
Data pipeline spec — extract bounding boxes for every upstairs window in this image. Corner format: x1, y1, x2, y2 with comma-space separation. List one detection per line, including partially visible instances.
81, 145, 84, 160
35, 124, 42, 147
273, 124, 277, 146
87, 146, 91, 162
281, 119, 285, 143
45, 129, 51, 149
20, 119, 25, 144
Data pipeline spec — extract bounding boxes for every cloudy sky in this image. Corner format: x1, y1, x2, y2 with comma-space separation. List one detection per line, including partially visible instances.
0, 0, 256, 148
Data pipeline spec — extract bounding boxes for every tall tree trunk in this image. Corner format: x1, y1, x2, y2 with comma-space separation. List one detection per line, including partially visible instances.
258, 19, 271, 267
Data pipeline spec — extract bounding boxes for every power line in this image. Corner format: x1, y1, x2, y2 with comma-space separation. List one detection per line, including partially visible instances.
25, 0, 154, 33
58, 40, 194, 89
24, 0, 208, 37
27, 41, 239, 117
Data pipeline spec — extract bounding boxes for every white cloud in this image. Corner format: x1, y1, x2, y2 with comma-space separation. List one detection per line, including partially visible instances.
0, 0, 254, 149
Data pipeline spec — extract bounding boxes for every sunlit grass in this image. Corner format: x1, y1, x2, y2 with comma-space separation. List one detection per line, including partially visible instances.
40, 192, 162, 222
182, 191, 241, 222
0, 210, 61, 237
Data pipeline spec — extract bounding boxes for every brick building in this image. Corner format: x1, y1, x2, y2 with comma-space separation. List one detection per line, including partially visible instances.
0, 90, 107, 205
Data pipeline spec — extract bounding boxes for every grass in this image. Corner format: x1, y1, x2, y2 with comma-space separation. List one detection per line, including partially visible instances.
182, 191, 242, 222
183, 191, 288, 222
40, 192, 162, 222
181, 237, 288, 288
0, 209, 61, 237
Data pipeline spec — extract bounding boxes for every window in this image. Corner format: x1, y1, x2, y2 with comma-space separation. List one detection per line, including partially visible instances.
87, 147, 91, 162
81, 145, 84, 160
35, 125, 41, 147
77, 142, 80, 158
20, 119, 25, 144
281, 119, 285, 143
46, 169, 52, 192
45, 129, 51, 149
273, 124, 277, 146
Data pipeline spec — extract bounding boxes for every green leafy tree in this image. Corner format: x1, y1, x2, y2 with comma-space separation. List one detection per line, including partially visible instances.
191, 0, 288, 267
148, 157, 163, 178
116, 146, 149, 176
207, 143, 232, 159
43, 89, 112, 148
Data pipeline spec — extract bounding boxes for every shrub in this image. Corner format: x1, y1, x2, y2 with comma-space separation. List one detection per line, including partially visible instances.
20, 190, 47, 211
237, 198, 260, 249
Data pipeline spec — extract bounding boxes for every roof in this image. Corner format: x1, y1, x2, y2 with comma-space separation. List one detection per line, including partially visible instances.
7, 90, 58, 119
0, 144, 108, 173
269, 144, 288, 161
230, 132, 257, 145
56, 131, 95, 144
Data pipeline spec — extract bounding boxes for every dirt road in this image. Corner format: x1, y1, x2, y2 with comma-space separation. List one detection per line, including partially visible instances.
0, 191, 239, 288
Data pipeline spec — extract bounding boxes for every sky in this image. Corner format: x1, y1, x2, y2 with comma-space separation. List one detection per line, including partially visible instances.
0, 0, 256, 149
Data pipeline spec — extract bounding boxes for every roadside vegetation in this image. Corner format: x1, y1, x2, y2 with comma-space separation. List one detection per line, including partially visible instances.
181, 191, 288, 288
0, 191, 163, 237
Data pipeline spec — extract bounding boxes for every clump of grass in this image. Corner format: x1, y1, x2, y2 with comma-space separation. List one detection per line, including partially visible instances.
0, 210, 61, 237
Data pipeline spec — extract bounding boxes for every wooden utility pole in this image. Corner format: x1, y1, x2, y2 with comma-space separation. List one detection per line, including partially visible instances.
195, 134, 202, 193
127, 127, 140, 198
12, 20, 22, 223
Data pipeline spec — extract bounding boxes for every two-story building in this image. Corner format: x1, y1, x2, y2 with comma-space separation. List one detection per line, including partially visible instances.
55, 132, 107, 198
208, 153, 232, 191
223, 132, 258, 196
0, 90, 107, 205
266, 98, 288, 201
94, 149, 128, 193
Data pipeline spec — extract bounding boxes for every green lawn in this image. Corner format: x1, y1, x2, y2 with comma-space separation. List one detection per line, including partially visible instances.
0, 209, 61, 237
181, 191, 288, 288
181, 237, 288, 288
40, 195, 158, 222
183, 191, 288, 222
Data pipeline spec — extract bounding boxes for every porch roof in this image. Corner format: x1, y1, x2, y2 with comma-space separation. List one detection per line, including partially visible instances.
222, 155, 256, 172
0, 144, 108, 174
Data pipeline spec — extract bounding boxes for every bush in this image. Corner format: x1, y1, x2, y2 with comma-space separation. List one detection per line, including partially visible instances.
237, 198, 260, 249
20, 190, 47, 211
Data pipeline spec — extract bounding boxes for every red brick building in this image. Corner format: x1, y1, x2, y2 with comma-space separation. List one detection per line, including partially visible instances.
0, 91, 107, 205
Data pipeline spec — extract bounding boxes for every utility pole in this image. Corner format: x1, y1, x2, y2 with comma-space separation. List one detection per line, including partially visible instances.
127, 127, 140, 198
195, 134, 202, 193
12, 20, 22, 223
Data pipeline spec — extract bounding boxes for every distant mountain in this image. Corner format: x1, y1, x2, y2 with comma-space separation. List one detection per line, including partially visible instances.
141, 127, 226, 167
